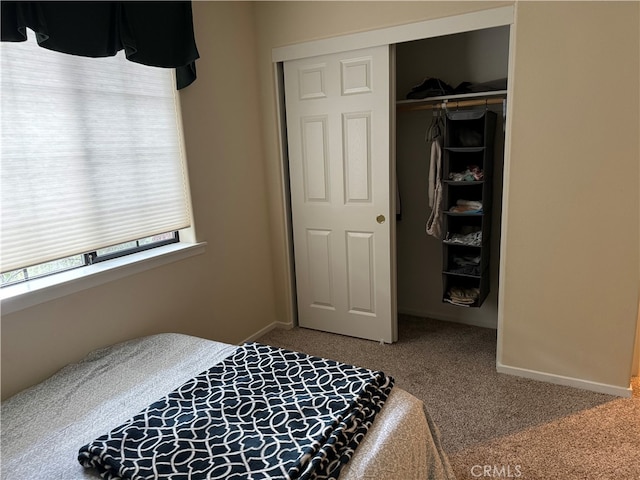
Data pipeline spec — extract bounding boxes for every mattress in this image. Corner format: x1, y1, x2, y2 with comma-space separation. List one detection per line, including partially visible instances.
1, 333, 454, 479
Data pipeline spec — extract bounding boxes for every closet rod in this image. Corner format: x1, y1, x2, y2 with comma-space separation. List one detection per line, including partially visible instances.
396, 97, 505, 113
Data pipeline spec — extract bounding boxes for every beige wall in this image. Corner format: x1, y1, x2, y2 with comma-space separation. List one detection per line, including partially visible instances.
499, 1, 638, 388
1, 2, 278, 399
253, 1, 639, 390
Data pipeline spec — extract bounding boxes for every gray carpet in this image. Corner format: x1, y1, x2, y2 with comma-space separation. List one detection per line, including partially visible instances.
258, 314, 640, 480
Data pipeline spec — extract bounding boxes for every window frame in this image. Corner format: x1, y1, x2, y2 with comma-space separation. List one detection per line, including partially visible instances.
87, 231, 180, 265
1, 231, 182, 288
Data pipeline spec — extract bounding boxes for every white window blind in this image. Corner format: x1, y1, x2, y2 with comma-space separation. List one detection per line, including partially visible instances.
1, 32, 191, 273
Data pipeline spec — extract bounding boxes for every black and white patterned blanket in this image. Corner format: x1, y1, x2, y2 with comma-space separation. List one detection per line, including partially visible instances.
78, 343, 393, 480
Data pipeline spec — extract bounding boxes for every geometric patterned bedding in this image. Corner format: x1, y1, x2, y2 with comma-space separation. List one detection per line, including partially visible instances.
78, 343, 394, 480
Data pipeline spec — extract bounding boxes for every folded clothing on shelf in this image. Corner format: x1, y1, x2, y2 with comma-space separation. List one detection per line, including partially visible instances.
449, 78, 507, 94
449, 165, 483, 182
445, 286, 480, 307
444, 230, 482, 247
449, 199, 482, 214
452, 254, 481, 267
448, 264, 481, 276
448, 255, 481, 276
406, 77, 453, 99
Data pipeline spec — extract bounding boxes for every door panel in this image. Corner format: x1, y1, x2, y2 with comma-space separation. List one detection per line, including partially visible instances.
301, 116, 330, 202
284, 46, 396, 343
306, 229, 334, 309
343, 112, 372, 203
346, 231, 375, 315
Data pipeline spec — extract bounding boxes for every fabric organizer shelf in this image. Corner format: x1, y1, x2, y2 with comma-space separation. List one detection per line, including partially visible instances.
440, 109, 497, 308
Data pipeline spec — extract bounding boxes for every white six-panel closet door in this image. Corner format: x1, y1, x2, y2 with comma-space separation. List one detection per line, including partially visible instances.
283, 45, 396, 343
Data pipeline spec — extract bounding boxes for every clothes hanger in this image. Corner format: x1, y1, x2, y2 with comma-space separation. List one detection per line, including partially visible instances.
425, 109, 438, 142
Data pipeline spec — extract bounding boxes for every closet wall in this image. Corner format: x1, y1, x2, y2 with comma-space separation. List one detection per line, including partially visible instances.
395, 26, 510, 328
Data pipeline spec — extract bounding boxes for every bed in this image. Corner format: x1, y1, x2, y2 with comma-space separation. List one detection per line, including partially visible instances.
1, 333, 455, 479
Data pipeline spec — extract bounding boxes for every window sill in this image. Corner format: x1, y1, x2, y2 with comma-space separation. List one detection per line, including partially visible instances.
1, 242, 207, 315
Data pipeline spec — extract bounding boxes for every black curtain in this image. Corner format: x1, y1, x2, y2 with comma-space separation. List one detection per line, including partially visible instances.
1, 1, 199, 89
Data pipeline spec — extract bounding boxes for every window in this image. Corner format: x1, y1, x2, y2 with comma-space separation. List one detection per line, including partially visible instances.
0, 231, 179, 287
1, 31, 191, 287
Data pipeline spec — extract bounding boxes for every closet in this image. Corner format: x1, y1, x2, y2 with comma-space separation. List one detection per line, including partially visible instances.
395, 26, 509, 328
276, 7, 514, 341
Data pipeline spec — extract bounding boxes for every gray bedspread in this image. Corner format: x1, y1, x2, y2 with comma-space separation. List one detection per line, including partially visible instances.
1, 333, 455, 480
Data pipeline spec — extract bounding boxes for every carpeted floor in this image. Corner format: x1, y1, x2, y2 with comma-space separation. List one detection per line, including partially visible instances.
258, 314, 640, 480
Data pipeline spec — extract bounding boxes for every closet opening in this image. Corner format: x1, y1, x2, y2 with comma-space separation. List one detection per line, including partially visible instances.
272, 6, 516, 345
394, 25, 510, 329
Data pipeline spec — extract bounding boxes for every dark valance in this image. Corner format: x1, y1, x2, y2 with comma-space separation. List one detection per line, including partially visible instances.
1, 1, 199, 89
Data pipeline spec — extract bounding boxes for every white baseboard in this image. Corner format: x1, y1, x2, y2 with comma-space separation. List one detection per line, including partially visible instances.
398, 307, 498, 330
497, 362, 632, 398
241, 320, 294, 344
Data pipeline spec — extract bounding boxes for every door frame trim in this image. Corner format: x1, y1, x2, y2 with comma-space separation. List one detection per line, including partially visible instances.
272, 6, 516, 343
272, 6, 514, 62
